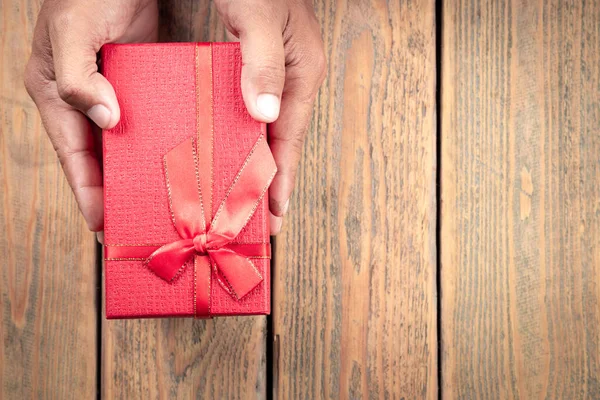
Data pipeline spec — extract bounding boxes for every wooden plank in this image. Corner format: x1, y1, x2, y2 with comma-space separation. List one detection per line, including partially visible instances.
441, 0, 600, 398
272, 0, 438, 398
101, 2, 267, 399
0, 0, 98, 398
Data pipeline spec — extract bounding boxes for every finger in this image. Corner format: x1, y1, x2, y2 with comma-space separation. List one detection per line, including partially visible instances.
218, 1, 287, 122
267, 88, 314, 221
36, 84, 105, 231
48, 11, 120, 129
268, 40, 327, 223
270, 212, 283, 236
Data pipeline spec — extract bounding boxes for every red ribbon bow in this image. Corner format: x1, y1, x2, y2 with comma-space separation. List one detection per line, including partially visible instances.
145, 134, 276, 306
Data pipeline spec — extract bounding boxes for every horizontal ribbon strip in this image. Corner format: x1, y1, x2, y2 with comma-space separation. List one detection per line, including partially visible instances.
105, 243, 271, 261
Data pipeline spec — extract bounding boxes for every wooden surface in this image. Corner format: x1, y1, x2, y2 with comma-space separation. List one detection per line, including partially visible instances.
272, 0, 438, 399
0, 0, 98, 398
100, 2, 268, 399
440, 1, 600, 399
4, 0, 600, 398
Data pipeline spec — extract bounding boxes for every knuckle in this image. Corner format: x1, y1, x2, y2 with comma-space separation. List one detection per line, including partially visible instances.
56, 77, 82, 104
286, 77, 319, 107
227, 0, 284, 29
222, 3, 246, 30
49, 8, 78, 35
286, 38, 327, 86
277, 132, 306, 156
307, 49, 327, 87
56, 146, 87, 174
314, 48, 327, 83
23, 61, 38, 96
48, 7, 105, 49
53, 143, 66, 163
23, 58, 51, 103
245, 55, 285, 92
289, 135, 305, 156
283, 155, 300, 178
256, 59, 285, 83
61, 147, 85, 165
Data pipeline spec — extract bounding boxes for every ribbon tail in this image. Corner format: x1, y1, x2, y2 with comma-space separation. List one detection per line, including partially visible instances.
209, 248, 263, 299
146, 239, 196, 281
194, 255, 212, 318
207, 135, 277, 247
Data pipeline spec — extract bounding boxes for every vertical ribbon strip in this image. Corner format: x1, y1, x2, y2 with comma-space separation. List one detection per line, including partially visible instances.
194, 43, 214, 317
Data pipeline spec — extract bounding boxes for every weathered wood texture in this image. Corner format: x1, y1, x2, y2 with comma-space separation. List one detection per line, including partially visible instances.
0, 0, 98, 398
272, 1, 438, 398
441, 1, 600, 399
101, 2, 267, 399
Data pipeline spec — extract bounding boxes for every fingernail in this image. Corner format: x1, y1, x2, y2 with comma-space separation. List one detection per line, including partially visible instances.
281, 199, 290, 215
270, 213, 283, 235
256, 94, 280, 121
87, 105, 111, 128
273, 217, 283, 234
96, 231, 105, 245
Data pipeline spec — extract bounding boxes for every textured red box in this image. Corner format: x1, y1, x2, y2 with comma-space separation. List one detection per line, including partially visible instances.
102, 42, 271, 318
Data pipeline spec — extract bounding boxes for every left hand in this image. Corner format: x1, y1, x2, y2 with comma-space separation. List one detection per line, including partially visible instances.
215, 0, 327, 235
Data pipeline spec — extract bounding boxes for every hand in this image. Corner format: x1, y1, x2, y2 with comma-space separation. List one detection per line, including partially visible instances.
24, 0, 158, 234
215, 0, 327, 234
25, 0, 325, 237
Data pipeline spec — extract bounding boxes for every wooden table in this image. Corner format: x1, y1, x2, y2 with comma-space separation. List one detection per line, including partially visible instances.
1, 0, 598, 398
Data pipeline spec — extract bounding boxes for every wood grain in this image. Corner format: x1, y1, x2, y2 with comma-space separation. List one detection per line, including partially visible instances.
101, 2, 267, 399
441, 0, 600, 398
0, 0, 98, 398
272, 0, 438, 398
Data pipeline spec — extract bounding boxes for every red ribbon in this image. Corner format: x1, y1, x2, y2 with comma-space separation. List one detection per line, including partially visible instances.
146, 134, 276, 298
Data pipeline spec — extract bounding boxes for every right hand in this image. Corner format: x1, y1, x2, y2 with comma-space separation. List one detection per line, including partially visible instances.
24, 0, 158, 233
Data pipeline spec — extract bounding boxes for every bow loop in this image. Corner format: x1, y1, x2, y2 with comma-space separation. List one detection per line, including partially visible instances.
209, 248, 263, 299
145, 239, 196, 282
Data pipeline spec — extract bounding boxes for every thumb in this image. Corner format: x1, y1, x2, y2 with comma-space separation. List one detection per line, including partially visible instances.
49, 16, 120, 129
225, 5, 286, 123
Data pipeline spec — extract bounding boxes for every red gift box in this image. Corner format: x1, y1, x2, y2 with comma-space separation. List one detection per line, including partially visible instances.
101, 42, 274, 318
